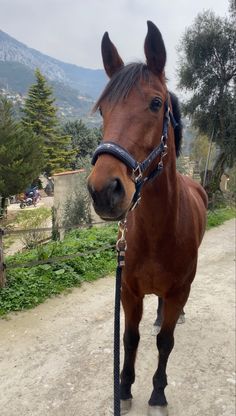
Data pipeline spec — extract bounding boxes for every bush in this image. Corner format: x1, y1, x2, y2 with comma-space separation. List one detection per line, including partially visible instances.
62, 161, 92, 230
62, 188, 92, 228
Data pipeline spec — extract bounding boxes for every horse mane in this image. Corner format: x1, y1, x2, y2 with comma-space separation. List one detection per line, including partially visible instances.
93, 62, 182, 157
169, 91, 183, 157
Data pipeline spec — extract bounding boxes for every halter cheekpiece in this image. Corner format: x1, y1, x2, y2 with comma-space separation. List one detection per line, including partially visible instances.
91, 96, 178, 210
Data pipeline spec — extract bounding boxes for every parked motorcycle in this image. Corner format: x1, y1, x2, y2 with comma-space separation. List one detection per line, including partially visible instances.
19, 188, 40, 209
19, 196, 34, 209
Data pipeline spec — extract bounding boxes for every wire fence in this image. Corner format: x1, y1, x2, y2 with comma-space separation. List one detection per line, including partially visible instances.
6, 244, 115, 270
0, 220, 117, 285
2, 220, 108, 236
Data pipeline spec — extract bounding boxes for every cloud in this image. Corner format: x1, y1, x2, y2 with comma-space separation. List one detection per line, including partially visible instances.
0, 0, 229, 90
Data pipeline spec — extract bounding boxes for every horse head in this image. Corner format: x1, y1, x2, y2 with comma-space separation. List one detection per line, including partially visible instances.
88, 21, 173, 221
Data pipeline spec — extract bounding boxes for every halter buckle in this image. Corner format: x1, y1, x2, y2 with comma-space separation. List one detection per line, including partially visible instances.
160, 136, 168, 158
161, 135, 167, 146
133, 164, 143, 183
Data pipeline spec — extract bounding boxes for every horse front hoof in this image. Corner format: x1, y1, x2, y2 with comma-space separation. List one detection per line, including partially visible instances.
147, 405, 168, 416
121, 398, 132, 415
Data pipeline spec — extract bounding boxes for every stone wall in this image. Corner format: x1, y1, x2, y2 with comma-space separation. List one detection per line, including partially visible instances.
53, 169, 100, 239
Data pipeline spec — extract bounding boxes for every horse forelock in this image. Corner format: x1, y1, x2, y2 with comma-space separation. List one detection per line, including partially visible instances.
93, 63, 149, 110
93, 62, 182, 157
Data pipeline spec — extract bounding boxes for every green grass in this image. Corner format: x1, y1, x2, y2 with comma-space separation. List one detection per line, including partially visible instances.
207, 207, 236, 230
0, 207, 235, 317
2, 207, 51, 246
2, 236, 15, 249
15, 207, 52, 228
0, 224, 117, 316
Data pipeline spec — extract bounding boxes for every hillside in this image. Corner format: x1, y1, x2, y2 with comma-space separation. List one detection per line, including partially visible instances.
0, 29, 107, 120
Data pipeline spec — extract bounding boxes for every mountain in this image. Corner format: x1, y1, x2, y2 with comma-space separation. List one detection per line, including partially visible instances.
0, 30, 107, 120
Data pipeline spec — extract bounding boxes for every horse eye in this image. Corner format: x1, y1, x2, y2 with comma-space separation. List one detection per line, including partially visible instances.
149, 97, 162, 112
99, 107, 103, 117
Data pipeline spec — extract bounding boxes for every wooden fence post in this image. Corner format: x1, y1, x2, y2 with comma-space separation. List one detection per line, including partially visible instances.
0, 228, 6, 288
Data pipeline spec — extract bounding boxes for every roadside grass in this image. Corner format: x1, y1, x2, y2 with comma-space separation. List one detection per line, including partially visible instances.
207, 207, 235, 230
3, 236, 16, 250
0, 224, 117, 316
15, 207, 52, 228
3, 207, 52, 249
0, 207, 235, 317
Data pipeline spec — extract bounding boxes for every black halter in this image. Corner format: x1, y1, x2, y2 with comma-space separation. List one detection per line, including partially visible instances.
91, 98, 178, 210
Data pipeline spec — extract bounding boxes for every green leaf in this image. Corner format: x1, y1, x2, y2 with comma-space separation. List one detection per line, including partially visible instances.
54, 269, 65, 275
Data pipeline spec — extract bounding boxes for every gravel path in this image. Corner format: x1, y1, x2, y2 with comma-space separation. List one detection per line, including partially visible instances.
0, 219, 235, 416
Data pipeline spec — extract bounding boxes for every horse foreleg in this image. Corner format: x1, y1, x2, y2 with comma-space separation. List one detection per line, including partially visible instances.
148, 286, 190, 416
153, 297, 185, 335
120, 286, 143, 413
153, 297, 164, 327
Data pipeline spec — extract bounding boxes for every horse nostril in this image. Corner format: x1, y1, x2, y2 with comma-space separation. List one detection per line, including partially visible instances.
110, 178, 122, 194
108, 178, 125, 206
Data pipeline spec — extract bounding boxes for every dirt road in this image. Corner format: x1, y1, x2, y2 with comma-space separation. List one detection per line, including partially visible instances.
0, 220, 235, 416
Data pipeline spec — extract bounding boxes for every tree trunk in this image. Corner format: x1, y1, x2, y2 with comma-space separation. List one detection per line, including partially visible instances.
208, 152, 226, 192
0, 197, 8, 221
204, 152, 226, 208
0, 228, 6, 288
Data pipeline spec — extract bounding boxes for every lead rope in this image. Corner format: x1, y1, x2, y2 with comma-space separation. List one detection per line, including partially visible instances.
114, 220, 127, 416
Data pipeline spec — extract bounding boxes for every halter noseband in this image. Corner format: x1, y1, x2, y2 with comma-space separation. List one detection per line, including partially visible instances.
91, 98, 178, 210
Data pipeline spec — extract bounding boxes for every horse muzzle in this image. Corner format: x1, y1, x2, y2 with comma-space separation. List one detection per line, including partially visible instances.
87, 176, 128, 221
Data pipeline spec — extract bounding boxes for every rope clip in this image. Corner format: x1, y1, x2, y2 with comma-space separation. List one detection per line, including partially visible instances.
116, 219, 127, 252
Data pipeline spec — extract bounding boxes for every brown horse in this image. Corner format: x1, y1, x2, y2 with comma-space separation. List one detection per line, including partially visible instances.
88, 21, 207, 416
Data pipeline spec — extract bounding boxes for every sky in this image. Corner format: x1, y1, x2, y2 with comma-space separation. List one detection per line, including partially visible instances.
0, 0, 230, 91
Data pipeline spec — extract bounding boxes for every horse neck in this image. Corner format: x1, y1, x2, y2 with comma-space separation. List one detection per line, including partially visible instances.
137, 143, 178, 232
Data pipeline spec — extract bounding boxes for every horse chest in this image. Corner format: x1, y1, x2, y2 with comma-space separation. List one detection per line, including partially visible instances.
124, 253, 176, 297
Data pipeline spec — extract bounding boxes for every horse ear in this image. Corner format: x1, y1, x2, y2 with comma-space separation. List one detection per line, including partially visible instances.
101, 32, 124, 78
144, 21, 166, 75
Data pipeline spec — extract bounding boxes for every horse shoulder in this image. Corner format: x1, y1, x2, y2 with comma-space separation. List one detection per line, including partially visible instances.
177, 173, 208, 245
